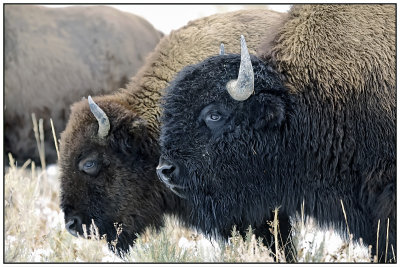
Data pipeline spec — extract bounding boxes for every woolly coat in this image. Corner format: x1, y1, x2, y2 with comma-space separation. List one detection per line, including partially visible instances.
259, 4, 395, 260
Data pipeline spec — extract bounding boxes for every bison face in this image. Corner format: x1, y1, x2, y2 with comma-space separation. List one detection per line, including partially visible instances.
158, 50, 292, 236
59, 96, 169, 254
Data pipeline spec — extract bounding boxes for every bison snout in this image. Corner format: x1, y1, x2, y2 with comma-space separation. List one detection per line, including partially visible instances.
156, 159, 179, 184
157, 158, 187, 198
65, 215, 82, 237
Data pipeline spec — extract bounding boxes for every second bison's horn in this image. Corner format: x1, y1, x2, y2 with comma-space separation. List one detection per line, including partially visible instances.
88, 95, 110, 139
226, 35, 254, 101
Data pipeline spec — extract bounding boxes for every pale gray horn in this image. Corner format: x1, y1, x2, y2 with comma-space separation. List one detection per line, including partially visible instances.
88, 95, 110, 139
220, 43, 225, 55
226, 35, 254, 101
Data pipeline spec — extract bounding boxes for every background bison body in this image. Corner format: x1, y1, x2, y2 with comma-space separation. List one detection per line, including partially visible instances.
58, 9, 288, 254
4, 5, 162, 164
158, 5, 395, 262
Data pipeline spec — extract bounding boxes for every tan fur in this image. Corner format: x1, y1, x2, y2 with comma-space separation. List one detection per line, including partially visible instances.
260, 4, 395, 105
119, 9, 287, 135
5, 5, 162, 163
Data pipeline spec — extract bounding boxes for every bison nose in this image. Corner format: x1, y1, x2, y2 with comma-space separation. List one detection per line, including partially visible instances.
65, 215, 82, 237
156, 158, 178, 184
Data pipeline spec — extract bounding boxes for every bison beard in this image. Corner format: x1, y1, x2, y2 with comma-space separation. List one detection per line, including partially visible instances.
159, 52, 396, 262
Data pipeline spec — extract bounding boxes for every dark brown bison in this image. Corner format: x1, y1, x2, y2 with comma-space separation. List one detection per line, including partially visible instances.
58, 9, 288, 254
158, 5, 395, 262
4, 4, 162, 165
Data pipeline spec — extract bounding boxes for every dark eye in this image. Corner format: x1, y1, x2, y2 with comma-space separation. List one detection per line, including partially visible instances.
79, 157, 100, 176
204, 111, 226, 130
206, 113, 221, 122
198, 104, 230, 131
83, 160, 95, 169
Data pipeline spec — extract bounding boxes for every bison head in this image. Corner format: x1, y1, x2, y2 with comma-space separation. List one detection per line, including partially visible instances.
59, 94, 182, 254
158, 36, 292, 238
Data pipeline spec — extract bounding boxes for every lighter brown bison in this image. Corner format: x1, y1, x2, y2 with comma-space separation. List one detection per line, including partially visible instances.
5, 5, 162, 164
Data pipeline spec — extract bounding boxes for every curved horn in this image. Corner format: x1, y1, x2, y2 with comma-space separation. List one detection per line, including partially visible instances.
226, 35, 254, 101
88, 95, 110, 139
219, 43, 225, 55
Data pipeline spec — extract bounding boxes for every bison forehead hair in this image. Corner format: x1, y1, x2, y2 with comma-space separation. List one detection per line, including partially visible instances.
160, 54, 291, 236
59, 96, 180, 254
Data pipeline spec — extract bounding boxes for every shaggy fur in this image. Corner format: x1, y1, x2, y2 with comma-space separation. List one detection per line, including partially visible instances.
262, 4, 396, 261
4, 5, 162, 164
59, 9, 288, 254
260, 4, 395, 99
159, 5, 395, 262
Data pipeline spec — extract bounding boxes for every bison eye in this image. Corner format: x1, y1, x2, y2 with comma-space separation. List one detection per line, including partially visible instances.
82, 160, 99, 176
206, 113, 221, 122
79, 156, 101, 176
199, 104, 230, 131
84, 160, 95, 169
205, 111, 225, 130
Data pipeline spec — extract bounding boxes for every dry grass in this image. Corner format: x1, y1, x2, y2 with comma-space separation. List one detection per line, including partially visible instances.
4, 155, 121, 262
3, 156, 273, 262
4, 116, 380, 263
4, 155, 375, 263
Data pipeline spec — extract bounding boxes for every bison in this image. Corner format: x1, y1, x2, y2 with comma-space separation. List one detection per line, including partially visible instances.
4, 4, 162, 165
157, 5, 395, 262
58, 8, 288, 254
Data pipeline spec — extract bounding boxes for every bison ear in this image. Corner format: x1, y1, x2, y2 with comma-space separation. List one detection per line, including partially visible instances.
251, 94, 286, 130
109, 118, 155, 158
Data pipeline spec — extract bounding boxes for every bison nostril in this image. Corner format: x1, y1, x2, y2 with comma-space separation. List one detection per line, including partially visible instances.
156, 164, 174, 181
65, 216, 82, 237
162, 165, 176, 176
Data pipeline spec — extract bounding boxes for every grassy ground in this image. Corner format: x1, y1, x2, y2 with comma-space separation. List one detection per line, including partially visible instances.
4, 155, 375, 263
4, 115, 376, 262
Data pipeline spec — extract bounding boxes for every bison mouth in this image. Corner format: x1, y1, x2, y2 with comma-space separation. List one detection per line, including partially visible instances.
65, 216, 106, 240
65, 215, 88, 238
65, 218, 81, 237
162, 179, 187, 199
64, 216, 134, 254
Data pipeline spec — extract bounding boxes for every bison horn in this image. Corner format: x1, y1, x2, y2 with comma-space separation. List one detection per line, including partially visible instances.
226, 35, 254, 101
88, 95, 110, 139
220, 43, 225, 55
